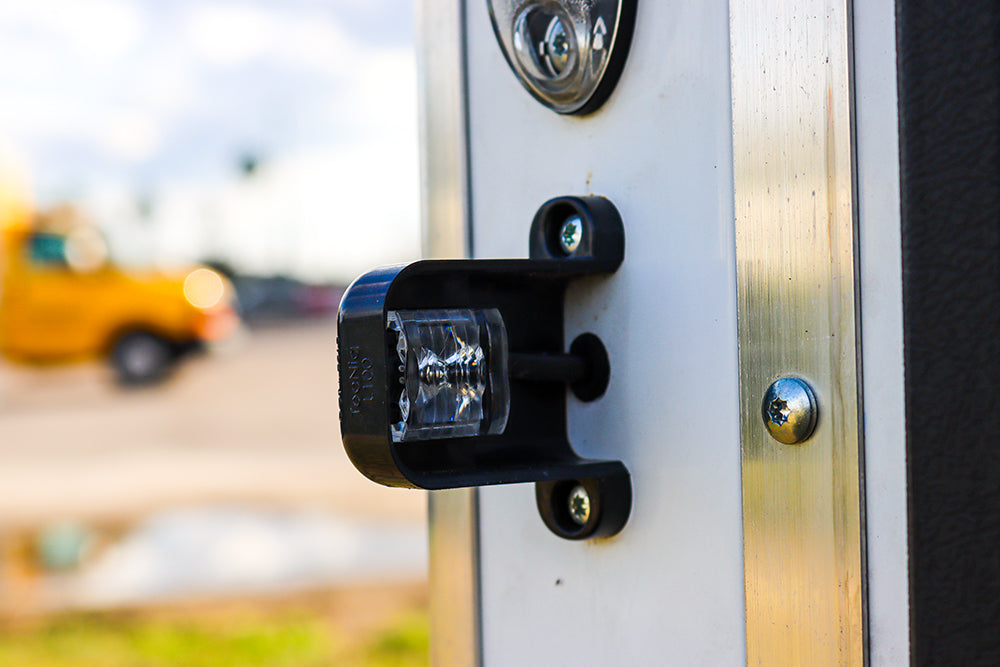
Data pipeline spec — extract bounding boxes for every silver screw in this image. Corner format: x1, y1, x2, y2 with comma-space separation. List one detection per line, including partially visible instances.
761, 377, 818, 444
559, 216, 583, 255
542, 15, 571, 76
567, 485, 591, 525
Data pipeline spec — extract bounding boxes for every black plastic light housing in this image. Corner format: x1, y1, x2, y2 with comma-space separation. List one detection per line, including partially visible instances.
337, 196, 630, 540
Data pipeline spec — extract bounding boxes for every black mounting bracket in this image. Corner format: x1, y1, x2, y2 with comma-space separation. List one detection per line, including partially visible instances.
337, 195, 631, 540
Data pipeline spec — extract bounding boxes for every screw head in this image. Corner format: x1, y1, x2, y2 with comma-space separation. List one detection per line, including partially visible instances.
567, 485, 591, 525
761, 377, 818, 444
559, 216, 583, 255
542, 15, 572, 76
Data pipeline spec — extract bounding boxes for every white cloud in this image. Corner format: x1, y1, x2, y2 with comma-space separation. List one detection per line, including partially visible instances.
0, 0, 421, 280
100, 109, 164, 162
184, 5, 276, 68
346, 48, 418, 139
0, 0, 156, 164
0, 0, 144, 64
132, 60, 199, 119
184, 4, 360, 75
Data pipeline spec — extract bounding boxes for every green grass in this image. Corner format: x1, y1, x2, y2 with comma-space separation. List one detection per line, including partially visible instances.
0, 609, 428, 667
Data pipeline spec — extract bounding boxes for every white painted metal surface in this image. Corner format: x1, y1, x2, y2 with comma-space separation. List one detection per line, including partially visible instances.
465, 0, 746, 662
853, 0, 910, 662
419, 0, 910, 662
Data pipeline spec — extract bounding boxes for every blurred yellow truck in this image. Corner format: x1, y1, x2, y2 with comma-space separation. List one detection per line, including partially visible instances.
0, 213, 238, 384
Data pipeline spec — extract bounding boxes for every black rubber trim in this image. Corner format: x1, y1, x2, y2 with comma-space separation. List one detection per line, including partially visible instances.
897, 1, 1000, 663
535, 473, 631, 540
573, 0, 638, 116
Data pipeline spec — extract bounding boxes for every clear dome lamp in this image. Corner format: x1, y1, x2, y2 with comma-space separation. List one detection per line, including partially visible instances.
487, 0, 638, 114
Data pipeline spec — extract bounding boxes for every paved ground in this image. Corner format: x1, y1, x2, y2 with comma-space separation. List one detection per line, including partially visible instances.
0, 320, 428, 614
0, 320, 426, 529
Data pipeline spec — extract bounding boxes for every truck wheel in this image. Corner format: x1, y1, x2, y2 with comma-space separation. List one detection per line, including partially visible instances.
111, 332, 173, 385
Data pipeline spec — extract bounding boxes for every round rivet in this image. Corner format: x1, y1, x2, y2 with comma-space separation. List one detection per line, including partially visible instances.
567, 484, 591, 525
761, 377, 818, 444
559, 216, 583, 255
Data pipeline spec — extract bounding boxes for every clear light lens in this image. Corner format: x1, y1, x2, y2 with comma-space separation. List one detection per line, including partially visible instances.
488, 0, 623, 113
388, 309, 509, 443
513, 8, 578, 82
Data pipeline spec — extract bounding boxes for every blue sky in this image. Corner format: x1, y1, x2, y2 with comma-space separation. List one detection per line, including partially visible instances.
0, 0, 421, 281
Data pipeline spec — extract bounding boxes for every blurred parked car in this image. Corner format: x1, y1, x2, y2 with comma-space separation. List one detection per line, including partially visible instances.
213, 269, 342, 327
0, 205, 239, 384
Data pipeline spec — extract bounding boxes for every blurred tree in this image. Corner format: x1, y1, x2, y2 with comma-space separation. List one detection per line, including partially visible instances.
239, 154, 260, 178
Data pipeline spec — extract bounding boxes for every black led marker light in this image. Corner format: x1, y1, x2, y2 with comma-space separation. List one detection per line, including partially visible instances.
337, 196, 630, 540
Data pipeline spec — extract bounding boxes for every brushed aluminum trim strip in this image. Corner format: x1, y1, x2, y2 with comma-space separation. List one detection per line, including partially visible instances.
417, 1, 481, 665
428, 488, 481, 666
730, 0, 867, 662
417, 0, 472, 261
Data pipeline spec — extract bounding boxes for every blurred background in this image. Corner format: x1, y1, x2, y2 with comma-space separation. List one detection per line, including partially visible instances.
0, 1, 428, 664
